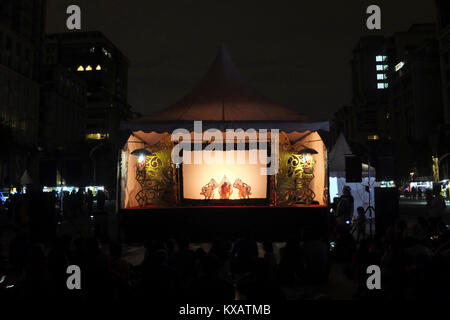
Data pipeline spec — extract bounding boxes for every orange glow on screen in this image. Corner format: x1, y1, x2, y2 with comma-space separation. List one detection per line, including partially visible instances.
182, 150, 267, 200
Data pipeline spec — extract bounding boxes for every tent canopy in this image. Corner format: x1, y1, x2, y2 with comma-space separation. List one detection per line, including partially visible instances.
121, 45, 328, 133
328, 133, 375, 178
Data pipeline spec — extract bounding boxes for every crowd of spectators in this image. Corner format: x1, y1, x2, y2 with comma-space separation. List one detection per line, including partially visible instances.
0, 187, 449, 301
0, 214, 448, 301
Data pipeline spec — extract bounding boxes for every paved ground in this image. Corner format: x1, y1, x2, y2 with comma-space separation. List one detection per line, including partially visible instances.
398, 197, 450, 224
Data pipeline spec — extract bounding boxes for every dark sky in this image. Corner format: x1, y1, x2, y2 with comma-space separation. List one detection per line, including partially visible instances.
46, 0, 436, 119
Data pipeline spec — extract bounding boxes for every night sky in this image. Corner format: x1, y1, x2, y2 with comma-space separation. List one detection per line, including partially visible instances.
46, 0, 436, 119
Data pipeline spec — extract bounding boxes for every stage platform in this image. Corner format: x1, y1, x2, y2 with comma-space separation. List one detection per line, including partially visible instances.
120, 205, 329, 242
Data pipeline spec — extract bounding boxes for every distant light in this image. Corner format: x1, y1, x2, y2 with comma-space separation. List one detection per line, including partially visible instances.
96, 64, 101, 71
376, 64, 388, 71
395, 61, 405, 72
86, 133, 109, 140
85, 65, 93, 71
77, 65, 84, 71
345, 220, 351, 225
368, 134, 379, 140
377, 83, 388, 89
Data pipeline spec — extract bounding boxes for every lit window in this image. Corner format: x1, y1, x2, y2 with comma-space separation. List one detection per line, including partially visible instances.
85, 65, 92, 71
368, 134, 379, 140
77, 65, 84, 71
377, 74, 387, 80
376, 64, 388, 71
96, 64, 101, 70
376, 55, 387, 62
395, 61, 405, 72
377, 83, 388, 89
86, 133, 109, 140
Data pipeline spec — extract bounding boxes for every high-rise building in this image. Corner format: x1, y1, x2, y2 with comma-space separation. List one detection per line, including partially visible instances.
331, 24, 442, 179
42, 31, 131, 185
436, 0, 450, 125
331, 36, 388, 146
39, 64, 87, 186
0, 0, 46, 186
43, 31, 131, 146
385, 25, 441, 143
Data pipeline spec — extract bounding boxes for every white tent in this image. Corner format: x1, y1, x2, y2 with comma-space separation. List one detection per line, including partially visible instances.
20, 170, 33, 185
328, 134, 378, 217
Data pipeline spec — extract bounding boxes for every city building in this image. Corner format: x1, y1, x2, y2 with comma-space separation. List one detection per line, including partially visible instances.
331, 36, 388, 147
43, 31, 131, 145
386, 25, 441, 144
331, 24, 442, 180
42, 31, 132, 186
39, 64, 87, 186
436, 0, 450, 125
0, 0, 46, 186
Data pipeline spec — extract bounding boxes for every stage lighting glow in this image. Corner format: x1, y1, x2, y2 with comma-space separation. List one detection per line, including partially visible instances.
182, 150, 267, 200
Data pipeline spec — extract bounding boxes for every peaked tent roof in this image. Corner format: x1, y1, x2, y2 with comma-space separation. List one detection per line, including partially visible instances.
328, 133, 353, 173
133, 45, 317, 122
329, 133, 375, 177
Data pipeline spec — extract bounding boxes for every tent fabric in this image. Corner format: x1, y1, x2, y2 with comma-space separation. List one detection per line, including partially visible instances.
20, 170, 33, 185
122, 129, 328, 208
121, 120, 329, 133
328, 133, 378, 217
328, 133, 375, 178
329, 177, 378, 218
124, 130, 323, 152
130, 44, 319, 123
121, 45, 329, 134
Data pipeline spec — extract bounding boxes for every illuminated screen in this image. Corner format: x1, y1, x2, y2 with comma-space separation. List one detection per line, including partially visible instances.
182, 150, 268, 200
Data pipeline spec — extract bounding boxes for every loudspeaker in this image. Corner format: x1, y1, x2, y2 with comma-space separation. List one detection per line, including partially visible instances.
374, 187, 399, 237
376, 155, 394, 181
345, 155, 362, 182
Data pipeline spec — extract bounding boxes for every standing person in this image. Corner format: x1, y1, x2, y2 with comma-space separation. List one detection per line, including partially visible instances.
86, 189, 94, 215
425, 188, 433, 206
96, 190, 105, 211
351, 207, 367, 241
427, 186, 446, 224
76, 188, 84, 216
335, 186, 354, 226
411, 187, 417, 200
